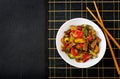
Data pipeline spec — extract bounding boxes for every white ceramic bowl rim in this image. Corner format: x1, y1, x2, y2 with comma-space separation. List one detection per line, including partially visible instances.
56, 18, 106, 68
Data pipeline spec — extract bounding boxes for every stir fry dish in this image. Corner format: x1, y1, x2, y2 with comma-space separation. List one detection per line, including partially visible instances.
61, 24, 101, 63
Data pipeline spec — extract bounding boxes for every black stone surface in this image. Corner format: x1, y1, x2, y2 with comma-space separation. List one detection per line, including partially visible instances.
0, 0, 47, 79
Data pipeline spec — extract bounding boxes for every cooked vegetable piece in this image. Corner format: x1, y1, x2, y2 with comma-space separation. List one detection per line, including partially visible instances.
94, 45, 99, 53
65, 47, 70, 53
70, 25, 76, 30
79, 53, 83, 58
68, 53, 74, 59
75, 38, 85, 43
69, 36, 74, 43
71, 48, 78, 56
89, 50, 97, 57
61, 45, 65, 51
92, 30, 96, 35
84, 31, 88, 37
61, 38, 65, 44
80, 48, 83, 51
75, 53, 84, 62
87, 34, 92, 41
77, 25, 82, 31
61, 43, 69, 51
71, 30, 84, 38
82, 53, 92, 62
88, 26, 93, 30
82, 27, 88, 37
64, 37, 69, 43
75, 58, 83, 62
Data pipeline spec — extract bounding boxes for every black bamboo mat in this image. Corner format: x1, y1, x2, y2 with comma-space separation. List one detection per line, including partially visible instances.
48, 0, 120, 79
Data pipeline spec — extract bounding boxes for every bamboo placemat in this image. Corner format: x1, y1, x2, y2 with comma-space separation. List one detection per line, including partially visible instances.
48, 0, 120, 78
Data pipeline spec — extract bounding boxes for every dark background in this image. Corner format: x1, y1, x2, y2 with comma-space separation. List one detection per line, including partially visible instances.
0, 0, 47, 79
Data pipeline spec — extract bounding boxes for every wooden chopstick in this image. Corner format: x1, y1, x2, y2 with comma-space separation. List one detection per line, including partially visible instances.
105, 32, 120, 75
86, 7, 120, 50
93, 1, 103, 25
93, 1, 120, 75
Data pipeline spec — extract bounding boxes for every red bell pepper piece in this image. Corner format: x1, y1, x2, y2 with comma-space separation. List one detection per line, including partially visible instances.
83, 54, 92, 62
71, 48, 78, 56
64, 43, 69, 48
71, 30, 84, 38
77, 26, 82, 31
87, 34, 92, 41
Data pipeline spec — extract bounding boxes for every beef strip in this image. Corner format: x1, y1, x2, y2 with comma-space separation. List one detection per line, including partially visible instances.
91, 40, 97, 49
91, 36, 101, 49
96, 36, 101, 43
83, 39, 88, 51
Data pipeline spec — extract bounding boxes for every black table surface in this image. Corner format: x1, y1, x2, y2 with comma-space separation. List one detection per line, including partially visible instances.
0, 0, 47, 79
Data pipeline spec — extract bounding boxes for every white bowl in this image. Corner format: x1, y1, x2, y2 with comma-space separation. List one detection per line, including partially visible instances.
56, 18, 106, 68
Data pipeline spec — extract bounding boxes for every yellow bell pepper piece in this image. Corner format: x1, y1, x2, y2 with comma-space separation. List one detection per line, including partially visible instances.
64, 37, 69, 43
75, 38, 85, 43
89, 50, 97, 57
70, 25, 76, 30
94, 45, 99, 53
69, 36, 74, 43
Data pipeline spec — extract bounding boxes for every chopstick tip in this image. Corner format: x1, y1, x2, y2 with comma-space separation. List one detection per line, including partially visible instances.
86, 7, 88, 9
93, 1, 97, 6
86, 7, 90, 11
